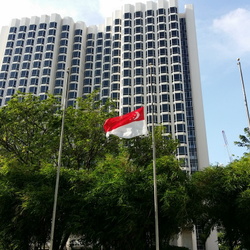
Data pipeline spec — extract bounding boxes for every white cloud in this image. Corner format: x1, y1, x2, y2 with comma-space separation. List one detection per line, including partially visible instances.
0, 0, 102, 28
212, 8, 250, 55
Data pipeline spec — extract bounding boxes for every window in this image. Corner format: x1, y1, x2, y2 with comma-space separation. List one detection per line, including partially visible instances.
22, 62, 30, 69
17, 33, 25, 39
47, 36, 55, 43
9, 27, 17, 33
54, 88, 63, 95
46, 44, 54, 51
72, 51, 81, 58
38, 30, 46, 37
124, 20, 132, 27
69, 91, 77, 99
45, 52, 53, 59
29, 86, 37, 94
10, 72, 18, 78
134, 96, 144, 104
174, 103, 184, 111
26, 39, 34, 46
124, 29, 131, 35
1, 65, 9, 71
161, 104, 170, 112
5, 49, 12, 56
0, 73, 7, 80
86, 55, 93, 61
60, 39, 68, 46
23, 54, 32, 61
39, 23, 47, 29
56, 71, 64, 78
48, 29, 56, 36
175, 113, 185, 122
41, 77, 50, 84
62, 25, 69, 31
175, 124, 186, 133
20, 70, 29, 77
28, 31, 35, 38
134, 27, 143, 33
123, 70, 131, 77
16, 40, 24, 47
135, 86, 144, 94
42, 68, 51, 75
8, 80, 16, 87
14, 48, 22, 54
102, 89, 109, 96
124, 13, 132, 19
13, 56, 21, 62
123, 61, 131, 68
36, 46, 44, 52
162, 114, 170, 122
161, 94, 170, 102
40, 86, 49, 93
49, 22, 57, 28
111, 75, 120, 82
32, 70, 40, 77
3, 57, 11, 63
55, 80, 63, 86
171, 47, 180, 55
19, 79, 27, 86
43, 60, 52, 67
18, 87, 26, 93
30, 78, 39, 85
57, 63, 65, 70
146, 10, 154, 16
34, 53, 42, 60
123, 88, 131, 95
6, 89, 15, 96
25, 47, 33, 53
174, 93, 183, 101
103, 72, 110, 79
70, 75, 78, 82
73, 44, 81, 50
58, 55, 66, 62
135, 11, 143, 18
69, 83, 78, 90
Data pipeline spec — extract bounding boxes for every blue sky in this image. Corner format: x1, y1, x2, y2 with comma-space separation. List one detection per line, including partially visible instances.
0, 0, 250, 165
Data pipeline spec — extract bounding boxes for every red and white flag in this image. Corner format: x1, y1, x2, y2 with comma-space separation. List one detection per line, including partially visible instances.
103, 107, 148, 139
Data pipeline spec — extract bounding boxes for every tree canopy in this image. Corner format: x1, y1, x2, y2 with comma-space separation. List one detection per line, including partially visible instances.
188, 155, 250, 250
0, 93, 189, 250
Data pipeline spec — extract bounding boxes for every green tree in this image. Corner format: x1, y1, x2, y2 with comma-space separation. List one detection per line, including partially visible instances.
0, 93, 189, 249
235, 127, 250, 150
76, 150, 189, 249
188, 156, 250, 250
0, 93, 118, 249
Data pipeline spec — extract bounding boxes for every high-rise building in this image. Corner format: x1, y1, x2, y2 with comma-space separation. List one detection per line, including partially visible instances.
0, 0, 209, 174
0, 1, 217, 248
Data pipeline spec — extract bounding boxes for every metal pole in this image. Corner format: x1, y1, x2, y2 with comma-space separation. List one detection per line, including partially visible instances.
149, 63, 160, 250
237, 58, 250, 131
49, 68, 70, 250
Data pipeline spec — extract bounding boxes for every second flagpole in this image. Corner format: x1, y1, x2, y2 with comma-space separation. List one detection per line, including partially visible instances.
149, 63, 160, 250
49, 68, 70, 250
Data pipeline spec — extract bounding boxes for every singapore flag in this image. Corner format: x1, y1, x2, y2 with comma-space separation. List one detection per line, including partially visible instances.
103, 107, 148, 139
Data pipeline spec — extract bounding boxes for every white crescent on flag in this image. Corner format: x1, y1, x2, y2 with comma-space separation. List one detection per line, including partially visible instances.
103, 107, 148, 139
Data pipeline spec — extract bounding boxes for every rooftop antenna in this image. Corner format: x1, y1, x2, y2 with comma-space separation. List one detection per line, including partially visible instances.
222, 130, 233, 163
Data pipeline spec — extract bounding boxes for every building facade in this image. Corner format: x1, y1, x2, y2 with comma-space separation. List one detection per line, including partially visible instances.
0, 0, 209, 174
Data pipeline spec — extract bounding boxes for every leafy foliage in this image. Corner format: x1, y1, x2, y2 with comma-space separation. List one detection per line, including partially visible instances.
188, 156, 250, 249
0, 93, 189, 250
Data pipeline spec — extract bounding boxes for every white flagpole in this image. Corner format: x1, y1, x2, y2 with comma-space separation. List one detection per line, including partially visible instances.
149, 63, 160, 250
237, 58, 250, 131
49, 68, 70, 250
